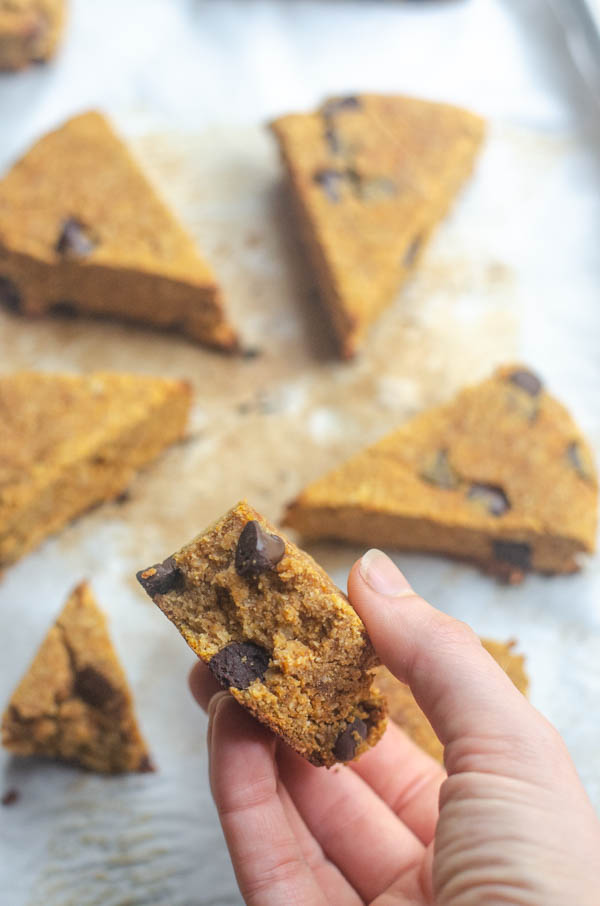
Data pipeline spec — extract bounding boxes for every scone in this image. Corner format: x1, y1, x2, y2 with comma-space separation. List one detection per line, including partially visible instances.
137, 500, 387, 767
2, 582, 152, 773
0, 0, 66, 70
0, 370, 191, 568
376, 638, 529, 762
285, 366, 598, 580
271, 94, 485, 357
0, 112, 238, 350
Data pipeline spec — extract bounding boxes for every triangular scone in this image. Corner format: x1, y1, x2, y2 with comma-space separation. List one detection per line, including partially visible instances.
271, 94, 485, 358
376, 639, 529, 762
2, 582, 152, 773
0, 0, 65, 71
0, 370, 191, 568
286, 366, 598, 580
0, 112, 238, 350
137, 501, 386, 767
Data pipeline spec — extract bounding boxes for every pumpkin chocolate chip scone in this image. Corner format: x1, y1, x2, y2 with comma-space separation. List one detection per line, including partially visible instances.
137, 501, 387, 766
0, 0, 66, 71
271, 94, 485, 357
0, 111, 238, 350
285, 366, 598, 581
2, 582, 152, 773
0, 370, 191, 569
376, 639, 529, 763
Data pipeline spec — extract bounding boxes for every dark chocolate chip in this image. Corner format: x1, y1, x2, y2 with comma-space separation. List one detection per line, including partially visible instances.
137, 754, 156, 773
314, 168, 345, 202
492, 540, 532, 571
419, 450, 459, 490
323, 123, 356, 157
358, 176, 397, 202
209, 642, 270, 690
403, 234, 423, 268
235, 521, 285, 578
50, 301, 78, 318
333, 718, 368, 762
508, 369, 543, 397
136, 556, 182, 596
567, 441, 595, 483
242, 346, 262, 360
55, 217, 97, 258
321, 96, 362, 117
1, 789, 19, 807
324, 124, 341, 154
467, 483, 511, 516
0, 276, 21, 313
74, 667, 116, 709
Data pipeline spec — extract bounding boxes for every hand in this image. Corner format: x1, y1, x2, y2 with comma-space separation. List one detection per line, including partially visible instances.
189, 549, 600, 905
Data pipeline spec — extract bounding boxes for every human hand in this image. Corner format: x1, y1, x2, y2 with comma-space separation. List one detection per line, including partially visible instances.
189, 549, 600, 905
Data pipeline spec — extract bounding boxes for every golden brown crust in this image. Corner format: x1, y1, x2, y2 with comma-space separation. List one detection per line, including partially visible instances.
285, 365, 598, 578
137, 501, 387, 767
0, 370, 192, 568
0, 112, 238, 350
0, 0, 66, 70
375, 638, 529, 762
271, 94, 485, 357
1, 582, 152, 773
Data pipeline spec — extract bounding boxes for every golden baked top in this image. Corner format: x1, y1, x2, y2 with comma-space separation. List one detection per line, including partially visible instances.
287, 365, 598, 555
1, 581, 151, 773
0, 111, 216, 285
0, 370, 190, 514
272, 94, 485, 355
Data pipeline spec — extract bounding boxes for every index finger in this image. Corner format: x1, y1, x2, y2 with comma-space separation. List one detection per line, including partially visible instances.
348, 552, 550, 779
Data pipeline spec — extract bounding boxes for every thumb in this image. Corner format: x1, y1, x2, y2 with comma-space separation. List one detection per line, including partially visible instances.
348, 549, 555, 777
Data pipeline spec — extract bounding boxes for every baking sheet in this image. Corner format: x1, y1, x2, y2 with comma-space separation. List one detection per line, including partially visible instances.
1, 1, 600, 904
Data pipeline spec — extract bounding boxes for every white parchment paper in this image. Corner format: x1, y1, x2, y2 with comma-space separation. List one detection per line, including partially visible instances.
1, 1, 599, 904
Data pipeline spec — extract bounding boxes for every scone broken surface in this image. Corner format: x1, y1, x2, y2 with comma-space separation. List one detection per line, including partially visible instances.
286, 366, 598, 581
137, 501, 386, 767
0, 111, 238, 350
1, 582, 152, 773
0, 0, 65, 71
376, 639, 529, 762
0, 370, 191, 568
271, 94, 485, 357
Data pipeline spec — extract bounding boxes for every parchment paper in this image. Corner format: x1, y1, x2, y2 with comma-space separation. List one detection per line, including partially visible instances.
1, 1, 599, 904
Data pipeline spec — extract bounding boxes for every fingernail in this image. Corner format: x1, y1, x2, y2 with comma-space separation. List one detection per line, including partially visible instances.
359, 549, 413, 597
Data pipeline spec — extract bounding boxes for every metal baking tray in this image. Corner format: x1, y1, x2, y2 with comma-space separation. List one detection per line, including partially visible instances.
1, 1, 599, 904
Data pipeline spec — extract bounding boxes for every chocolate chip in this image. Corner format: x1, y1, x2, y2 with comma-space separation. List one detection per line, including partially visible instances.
321, 96, 361, 117
1, 789, 19, 807
74, 667, 116, 709
403, 235, 423, 268
358, 176, 397, 202
420, 450, 459, 490
567, 442, 595, 483
323, 122, 341, 154
209, 642, 270, 690
492, 540, 531, 571
235, 521, 285, 578
55, 218, 97, 258
50, 301, 78, 318
0, 276, 21, 313
467, 484, 510, 516
508, 369, 543, 397
314, 168, 345, 202
333, 718, 368, 761
136, 556, 182, 596
242, 346, 262, 360
137, 754, 156, 773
